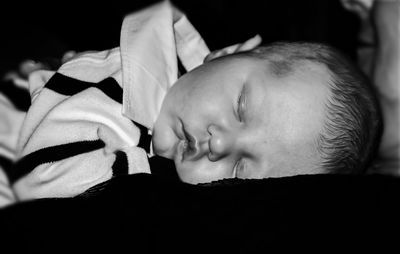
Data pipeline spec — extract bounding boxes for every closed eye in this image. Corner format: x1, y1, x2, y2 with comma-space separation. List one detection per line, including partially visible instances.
237, 85, 247, 122
233, 158, 246, 178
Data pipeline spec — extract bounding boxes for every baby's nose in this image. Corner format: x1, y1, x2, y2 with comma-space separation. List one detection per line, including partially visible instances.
208, 126, 236, 161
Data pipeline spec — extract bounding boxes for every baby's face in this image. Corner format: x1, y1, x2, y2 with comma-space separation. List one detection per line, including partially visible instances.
153, 55, 330, 184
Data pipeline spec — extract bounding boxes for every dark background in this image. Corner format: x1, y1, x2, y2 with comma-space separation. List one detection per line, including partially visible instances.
0, 0, 360, 75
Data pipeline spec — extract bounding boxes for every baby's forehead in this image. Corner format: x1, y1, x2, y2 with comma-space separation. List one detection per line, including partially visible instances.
244, 58, 330, 121
264, 57, 331, 80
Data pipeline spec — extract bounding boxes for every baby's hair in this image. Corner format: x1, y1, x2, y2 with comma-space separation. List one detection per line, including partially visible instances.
244, 41, 383, 174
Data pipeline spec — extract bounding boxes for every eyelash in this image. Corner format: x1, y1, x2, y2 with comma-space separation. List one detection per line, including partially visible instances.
237, 88, 246, 122
234, 159, 245, 178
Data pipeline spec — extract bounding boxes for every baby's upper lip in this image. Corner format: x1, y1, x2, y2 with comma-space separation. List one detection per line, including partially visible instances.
183, 126, 197, 150
181, 123, 202, 161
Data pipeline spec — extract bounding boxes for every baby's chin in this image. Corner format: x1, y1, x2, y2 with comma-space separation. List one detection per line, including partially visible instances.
152, 142, 174, 160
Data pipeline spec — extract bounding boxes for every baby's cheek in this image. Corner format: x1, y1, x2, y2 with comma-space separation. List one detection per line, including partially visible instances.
152, 126, 176, 159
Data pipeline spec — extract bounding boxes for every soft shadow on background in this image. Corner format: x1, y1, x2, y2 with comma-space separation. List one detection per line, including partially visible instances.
0, 0, 360, 76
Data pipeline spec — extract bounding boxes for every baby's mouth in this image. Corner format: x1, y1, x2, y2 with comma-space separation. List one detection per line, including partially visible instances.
182, 139, 196, 160
180, 122, 198, 162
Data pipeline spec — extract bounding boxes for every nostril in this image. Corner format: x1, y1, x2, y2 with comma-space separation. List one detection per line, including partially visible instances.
208, 137, 213, 153
207, 125, 213, 136
208, 152, 218, 162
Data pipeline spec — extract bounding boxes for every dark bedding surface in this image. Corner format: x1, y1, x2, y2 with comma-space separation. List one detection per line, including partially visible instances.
1, 173, 399, 252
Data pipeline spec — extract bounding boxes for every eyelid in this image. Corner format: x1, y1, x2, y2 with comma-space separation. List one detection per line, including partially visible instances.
237, 85, 247, 122
234, 158, 245, 178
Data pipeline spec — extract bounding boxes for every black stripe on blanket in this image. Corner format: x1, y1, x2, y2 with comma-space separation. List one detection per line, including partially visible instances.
10, 140, 105, 184
78, 150, 129, 198
0, 80, 31, 111
0, 155, 14, 180
45, 73, 122, 104
112, 151, 129, 177
131, 120, 152, 154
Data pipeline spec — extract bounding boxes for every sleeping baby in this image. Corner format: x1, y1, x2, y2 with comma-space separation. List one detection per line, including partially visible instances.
8, 0, 382, 200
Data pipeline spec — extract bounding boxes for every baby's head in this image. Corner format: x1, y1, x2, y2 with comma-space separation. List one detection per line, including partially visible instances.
153, 41, 382, 184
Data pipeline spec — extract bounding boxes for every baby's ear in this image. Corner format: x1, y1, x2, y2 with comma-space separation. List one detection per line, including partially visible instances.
203, 34, 262, 63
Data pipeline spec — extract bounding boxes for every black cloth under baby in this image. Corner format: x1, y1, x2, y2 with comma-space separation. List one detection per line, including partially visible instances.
130, 120, 178, 181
